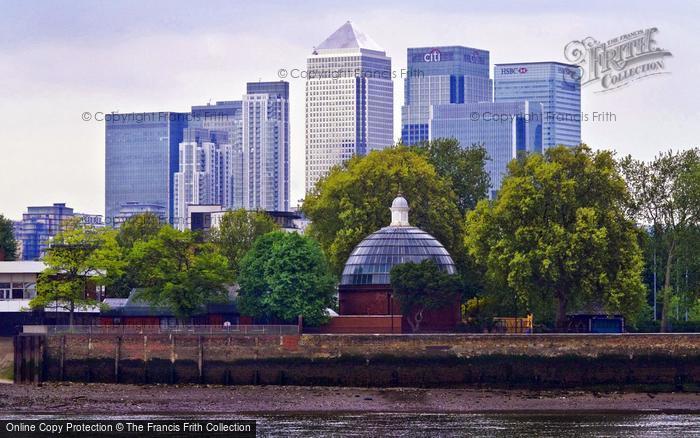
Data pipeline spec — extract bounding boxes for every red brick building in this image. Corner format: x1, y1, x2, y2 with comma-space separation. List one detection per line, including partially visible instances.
329, 196, 461, 333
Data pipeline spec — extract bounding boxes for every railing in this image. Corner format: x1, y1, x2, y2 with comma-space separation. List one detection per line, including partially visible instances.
492, 315, 534, 334
29, 324, 300, 336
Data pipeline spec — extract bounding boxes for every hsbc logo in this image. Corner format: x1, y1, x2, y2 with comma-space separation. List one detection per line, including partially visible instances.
423, 48, 442, 62
501, 67, 528, 75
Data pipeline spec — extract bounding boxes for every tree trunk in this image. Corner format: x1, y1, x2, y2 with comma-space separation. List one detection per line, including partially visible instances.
555, 292, 568, 332
661, 239, 675, 333
407, 308, 425, 333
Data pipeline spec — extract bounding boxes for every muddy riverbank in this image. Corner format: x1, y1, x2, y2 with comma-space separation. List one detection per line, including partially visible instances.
0, 383, 698, 415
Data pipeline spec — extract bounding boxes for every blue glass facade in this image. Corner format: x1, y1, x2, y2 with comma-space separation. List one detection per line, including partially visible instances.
402, 46, 492, 145
16, 203, 74, 260
105, 112, 189, 225
430, 101, 543, 193
494, 62, 581, 149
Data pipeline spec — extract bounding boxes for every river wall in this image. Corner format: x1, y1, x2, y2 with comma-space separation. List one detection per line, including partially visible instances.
15, 333, 700, 389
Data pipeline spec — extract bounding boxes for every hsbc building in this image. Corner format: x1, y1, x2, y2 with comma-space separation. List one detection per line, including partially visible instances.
494, 62, 581, 149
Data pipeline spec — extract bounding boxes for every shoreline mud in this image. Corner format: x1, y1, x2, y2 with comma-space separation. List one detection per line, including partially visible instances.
0, 383, 698, 415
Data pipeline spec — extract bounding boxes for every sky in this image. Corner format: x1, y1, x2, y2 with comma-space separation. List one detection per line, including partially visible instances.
1, 0, 698, 220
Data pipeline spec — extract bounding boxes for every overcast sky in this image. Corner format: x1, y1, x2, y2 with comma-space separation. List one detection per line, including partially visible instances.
1, 0, 698, 220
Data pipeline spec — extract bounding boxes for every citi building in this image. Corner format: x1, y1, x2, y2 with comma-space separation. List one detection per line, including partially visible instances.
402, 46, 492, 145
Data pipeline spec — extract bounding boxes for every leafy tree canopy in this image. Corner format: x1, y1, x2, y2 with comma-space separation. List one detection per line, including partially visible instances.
208, 209, 279, 279
237, 231, 336, 326
390, 259, 461, 332
130, 226, 231, 321
302, 145, 465, 275
116, 212, 163, 249
108, 212, 165, 297
465, 145, 647, 328
30, 217, 123, 325
410, 138, 491, 214
0, 214, 17, 261
619, 148, 700, 330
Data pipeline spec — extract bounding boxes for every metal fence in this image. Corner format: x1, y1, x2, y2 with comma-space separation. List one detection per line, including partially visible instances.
27, 324, 300, 336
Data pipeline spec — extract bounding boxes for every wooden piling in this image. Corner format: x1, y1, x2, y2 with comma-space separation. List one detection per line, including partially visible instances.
114, 336, 121, 383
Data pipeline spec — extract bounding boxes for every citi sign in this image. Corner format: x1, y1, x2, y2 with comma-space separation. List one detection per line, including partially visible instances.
500, 67, 529, 75
424, 49, 442, 62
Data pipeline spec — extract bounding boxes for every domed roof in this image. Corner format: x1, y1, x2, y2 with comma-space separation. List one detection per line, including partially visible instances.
391, 196, 408, 209
340, 196, 456, 286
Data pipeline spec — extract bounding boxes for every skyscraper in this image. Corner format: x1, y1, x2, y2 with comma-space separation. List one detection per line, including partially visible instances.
243, 81, 289, 211
305, 21, 393, 193
105, 112, 189, 225
190, 101, 245, 211
173, 83, 289, 228
402, 46, 491, 145
429, 101, 543, 195
494, 62, 581, 149
173, 128, 230, 229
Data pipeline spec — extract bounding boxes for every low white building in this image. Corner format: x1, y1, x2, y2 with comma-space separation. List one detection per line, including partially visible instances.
0, 261, 100, 335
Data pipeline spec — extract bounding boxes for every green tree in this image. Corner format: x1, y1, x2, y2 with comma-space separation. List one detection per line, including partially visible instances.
0, 214, 17, 261
620, 149, 700, 330
390, 260, 461, 332
466, 145, 647, 329
209, 209, 279, 279
116, 212, 163, 249
237, 232, 336, 326
30, 217, 123, 326
302, 145, 464, 275
130, 226, 231, 321
108, 213, 164, 297
411, 138, 491, 214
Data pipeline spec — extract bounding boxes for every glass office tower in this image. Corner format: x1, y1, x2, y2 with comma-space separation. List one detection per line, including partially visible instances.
402, 46, 491, 145
243, 81, 289, 211
430, 101, 543, 195
16, 203, 74, 260
305, 21, 393, 193
494, 62, 581, 149
105, 112, 189, 225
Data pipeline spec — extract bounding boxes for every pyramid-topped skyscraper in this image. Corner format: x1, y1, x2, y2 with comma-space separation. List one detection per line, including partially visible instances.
315, 21, 384, 51
305, 21, 394, 193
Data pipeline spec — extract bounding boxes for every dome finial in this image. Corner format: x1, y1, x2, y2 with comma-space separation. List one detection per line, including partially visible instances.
390, 195, 409, 226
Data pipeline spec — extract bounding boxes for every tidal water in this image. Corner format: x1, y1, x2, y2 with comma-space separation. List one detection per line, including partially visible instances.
2, 412, 700, 438
3, 412, 700, 437
253, 412, 700, 437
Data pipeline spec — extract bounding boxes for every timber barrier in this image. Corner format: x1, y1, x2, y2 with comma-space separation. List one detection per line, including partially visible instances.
14, 328, 700, 389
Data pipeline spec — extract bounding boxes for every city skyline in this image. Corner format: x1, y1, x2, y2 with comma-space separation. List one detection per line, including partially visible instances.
305, 21, 393, 192
402, 45, 492, 145
1, 0, 697, 220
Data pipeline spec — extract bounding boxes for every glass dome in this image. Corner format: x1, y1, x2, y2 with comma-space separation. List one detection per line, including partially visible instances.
340, 226, 456, 286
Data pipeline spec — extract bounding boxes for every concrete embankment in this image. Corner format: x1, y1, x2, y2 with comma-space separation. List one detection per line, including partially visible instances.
14, 333, 700, 389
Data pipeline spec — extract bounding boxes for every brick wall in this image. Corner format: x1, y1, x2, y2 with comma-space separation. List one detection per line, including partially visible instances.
25, 333, 700, 388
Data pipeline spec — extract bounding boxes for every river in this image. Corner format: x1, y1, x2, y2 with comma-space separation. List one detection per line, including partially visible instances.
3, 412, 699, 436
